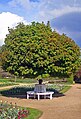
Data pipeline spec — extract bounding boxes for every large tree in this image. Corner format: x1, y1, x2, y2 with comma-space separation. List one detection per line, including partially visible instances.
0, 22, 80, 78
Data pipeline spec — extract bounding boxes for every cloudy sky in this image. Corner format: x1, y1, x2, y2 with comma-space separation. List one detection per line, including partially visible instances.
0, 0, 81, 47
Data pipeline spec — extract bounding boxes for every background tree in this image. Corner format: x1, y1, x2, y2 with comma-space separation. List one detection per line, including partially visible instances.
0, 22, 80, 78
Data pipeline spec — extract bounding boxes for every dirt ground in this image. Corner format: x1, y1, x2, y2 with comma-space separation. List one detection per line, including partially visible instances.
0, 84, 81, 119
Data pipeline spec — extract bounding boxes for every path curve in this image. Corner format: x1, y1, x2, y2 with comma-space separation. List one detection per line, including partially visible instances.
0, 84, 81, 119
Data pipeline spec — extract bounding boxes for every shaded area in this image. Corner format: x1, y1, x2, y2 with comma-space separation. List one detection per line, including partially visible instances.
0, 66, 13, 78
74, 75, 81, 84
0, 87, 65, 99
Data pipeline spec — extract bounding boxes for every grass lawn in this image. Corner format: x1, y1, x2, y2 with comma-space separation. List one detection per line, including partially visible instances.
0, 78, 37, 83
27, 108, 42, 119
0, 78, 37, 87
60, 85, 72, 93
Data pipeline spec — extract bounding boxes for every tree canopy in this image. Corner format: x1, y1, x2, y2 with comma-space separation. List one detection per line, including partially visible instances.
0, 22, 81, 78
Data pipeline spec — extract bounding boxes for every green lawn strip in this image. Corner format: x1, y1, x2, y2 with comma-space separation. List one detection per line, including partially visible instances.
0, 78, 14, 82
0, 78, 36, 87
60, 85, 72, 93
0, 78, 37, 84
0, 82, 18, 87
27, 107, 43, 119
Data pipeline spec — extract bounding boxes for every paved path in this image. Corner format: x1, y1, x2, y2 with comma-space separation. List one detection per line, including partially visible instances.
0, 84, 81, 119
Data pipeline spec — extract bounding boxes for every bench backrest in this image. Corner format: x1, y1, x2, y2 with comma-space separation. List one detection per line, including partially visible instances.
34, 84, 46, 93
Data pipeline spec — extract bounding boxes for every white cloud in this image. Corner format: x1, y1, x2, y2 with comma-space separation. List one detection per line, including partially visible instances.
50, 6, 81, 18
8, 0, 38, 10
8, 0, 81, 22
0, 12, 28, 46
29, 1, 81, 22
38, 6, 81, 22
11, 0, 30, 9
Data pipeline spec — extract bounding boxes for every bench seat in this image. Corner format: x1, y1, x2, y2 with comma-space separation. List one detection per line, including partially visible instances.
26, 91, 54, 100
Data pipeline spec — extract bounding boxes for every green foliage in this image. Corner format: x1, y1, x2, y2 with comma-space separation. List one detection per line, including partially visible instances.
67, 74, 74, 84
60, 86, 71, 93
42, 73, 50, 78
0, 22, 81, 78
27, 108, 42, 119
0, 82, 18, 87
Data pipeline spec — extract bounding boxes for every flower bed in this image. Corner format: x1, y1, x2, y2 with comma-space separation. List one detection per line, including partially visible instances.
0, 100, 29, 119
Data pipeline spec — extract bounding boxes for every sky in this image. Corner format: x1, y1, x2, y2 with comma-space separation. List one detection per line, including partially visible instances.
0, 0, 81, 47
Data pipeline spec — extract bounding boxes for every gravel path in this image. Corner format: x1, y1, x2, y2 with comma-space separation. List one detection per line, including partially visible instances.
0, 84, 81, 119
